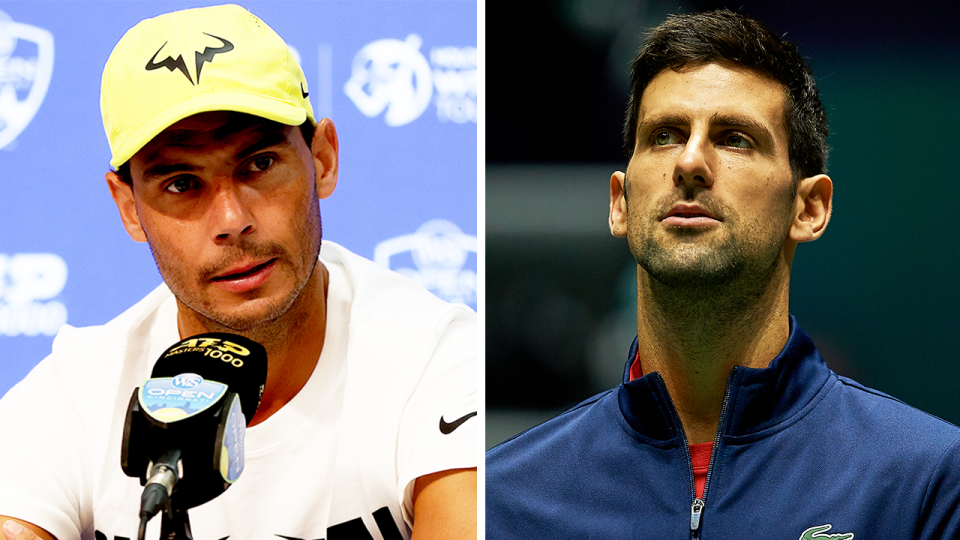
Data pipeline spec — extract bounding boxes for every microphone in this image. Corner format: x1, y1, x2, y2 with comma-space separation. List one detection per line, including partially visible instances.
121, 333, 268, 539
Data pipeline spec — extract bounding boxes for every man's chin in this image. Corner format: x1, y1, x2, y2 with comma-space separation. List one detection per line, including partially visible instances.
188, 294, 295, 334
648, 266, 741, 289
637, 247, 747, 288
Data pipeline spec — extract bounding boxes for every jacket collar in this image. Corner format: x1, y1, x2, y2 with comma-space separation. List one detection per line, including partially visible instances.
617, 315, 833, 442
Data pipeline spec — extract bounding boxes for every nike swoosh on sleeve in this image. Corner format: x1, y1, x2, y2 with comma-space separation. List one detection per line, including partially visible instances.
439, 411, 477, 434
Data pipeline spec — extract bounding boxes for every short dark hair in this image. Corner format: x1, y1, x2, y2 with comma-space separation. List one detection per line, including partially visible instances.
623, 9, 828, 179
113, 119, 316, 185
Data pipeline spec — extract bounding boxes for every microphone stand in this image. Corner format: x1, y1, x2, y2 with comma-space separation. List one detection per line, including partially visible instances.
160, 502, 193, 540
137, 449, 192, 540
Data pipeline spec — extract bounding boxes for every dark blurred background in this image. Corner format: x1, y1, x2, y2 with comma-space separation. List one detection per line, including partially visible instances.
486, 0, 960, 447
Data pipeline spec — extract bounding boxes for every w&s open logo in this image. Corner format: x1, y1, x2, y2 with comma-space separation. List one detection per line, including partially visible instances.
374, 220, 477, 307
0, 10, 54, 150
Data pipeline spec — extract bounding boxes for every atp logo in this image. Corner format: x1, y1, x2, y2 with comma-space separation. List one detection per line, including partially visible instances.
145, 33, 234, 85
0, 253, 68, 337
374, 219, 477, 307
0, 9, 54, 151
344, 34, 433, 127
799, 524, 854, 540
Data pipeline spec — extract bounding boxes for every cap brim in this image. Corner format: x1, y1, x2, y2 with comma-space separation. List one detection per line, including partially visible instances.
109, 92, 312, 167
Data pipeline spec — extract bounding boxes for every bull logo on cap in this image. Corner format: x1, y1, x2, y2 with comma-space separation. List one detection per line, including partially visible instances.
0, 10, 54, 151
145, 33, 234, 85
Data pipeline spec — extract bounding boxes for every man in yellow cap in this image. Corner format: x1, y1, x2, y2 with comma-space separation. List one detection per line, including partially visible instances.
0, 5, 476, 540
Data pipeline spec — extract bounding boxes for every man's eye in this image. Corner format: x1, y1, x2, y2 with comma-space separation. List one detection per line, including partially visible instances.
723, 133, 752, 149
165, 177, 199, 193
652, 130, 680, 145
248, 156, 274, 172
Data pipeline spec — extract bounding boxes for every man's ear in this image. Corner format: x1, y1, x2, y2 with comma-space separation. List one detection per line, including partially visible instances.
105, 171, 148, 243
609, 171, 628, 238
789, 174, 832, 243
311, 118, 339, 200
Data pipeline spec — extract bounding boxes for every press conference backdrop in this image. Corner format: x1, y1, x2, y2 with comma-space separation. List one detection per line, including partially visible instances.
0, 1, 477, 397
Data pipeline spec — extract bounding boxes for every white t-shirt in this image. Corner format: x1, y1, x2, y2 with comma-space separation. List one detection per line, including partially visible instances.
0, 242, 477, 540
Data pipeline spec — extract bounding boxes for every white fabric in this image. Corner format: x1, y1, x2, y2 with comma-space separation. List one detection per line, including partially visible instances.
0, 241, 476, 540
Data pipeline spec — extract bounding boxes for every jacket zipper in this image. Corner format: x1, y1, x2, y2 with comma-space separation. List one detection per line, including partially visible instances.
689, 367, 737, 538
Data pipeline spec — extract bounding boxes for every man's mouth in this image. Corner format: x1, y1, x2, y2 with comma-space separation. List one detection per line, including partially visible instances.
661, 203, 721, 226
211, 259, 276, 282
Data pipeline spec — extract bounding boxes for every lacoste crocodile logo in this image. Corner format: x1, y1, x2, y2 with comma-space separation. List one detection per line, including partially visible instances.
800, 524, 854, 540
145, 33, 234, 85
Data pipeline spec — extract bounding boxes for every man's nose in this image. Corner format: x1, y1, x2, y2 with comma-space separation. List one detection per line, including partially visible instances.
210, 182, 255, 241
673, 136, 715, 189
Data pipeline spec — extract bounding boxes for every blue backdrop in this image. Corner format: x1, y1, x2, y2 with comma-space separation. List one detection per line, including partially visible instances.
0, 0, 477, 396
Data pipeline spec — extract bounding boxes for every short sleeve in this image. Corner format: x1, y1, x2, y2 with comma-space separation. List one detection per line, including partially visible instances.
0, 356, 90, 540
395, 308, 477, 523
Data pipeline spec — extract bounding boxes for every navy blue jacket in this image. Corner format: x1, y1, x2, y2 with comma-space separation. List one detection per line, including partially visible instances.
486, 318, 960, 539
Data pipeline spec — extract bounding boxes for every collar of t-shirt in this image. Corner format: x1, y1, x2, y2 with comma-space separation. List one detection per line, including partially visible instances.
629, 348, 712, 499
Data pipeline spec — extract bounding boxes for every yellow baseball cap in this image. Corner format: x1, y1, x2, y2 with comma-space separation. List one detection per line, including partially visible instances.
101, 4, 314, 167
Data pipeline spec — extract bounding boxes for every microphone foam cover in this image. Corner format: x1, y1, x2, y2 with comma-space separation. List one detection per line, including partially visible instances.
151, 333, 267, 425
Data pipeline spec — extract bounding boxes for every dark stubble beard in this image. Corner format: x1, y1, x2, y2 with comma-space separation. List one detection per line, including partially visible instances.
148, 193, 323, 335
631, 191, 793, 317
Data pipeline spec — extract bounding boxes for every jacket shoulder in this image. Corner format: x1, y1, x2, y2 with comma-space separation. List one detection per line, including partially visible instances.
833, 374, 960, 442
487, 389, 616, 467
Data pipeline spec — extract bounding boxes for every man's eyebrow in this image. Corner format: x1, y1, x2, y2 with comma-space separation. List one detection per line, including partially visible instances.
709, 113, 775, 142
637, 114, 691, 134
140, 162, 198, 183
138, 128, 293, 182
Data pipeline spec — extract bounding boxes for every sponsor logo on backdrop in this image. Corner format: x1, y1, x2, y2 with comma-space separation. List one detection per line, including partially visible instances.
344, 34, 432, 126
0, 253, 67, 337
430, 45, 476, 124
344, 35, 476, 126
0, 10, 54, 150
374, 220, 477, 306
